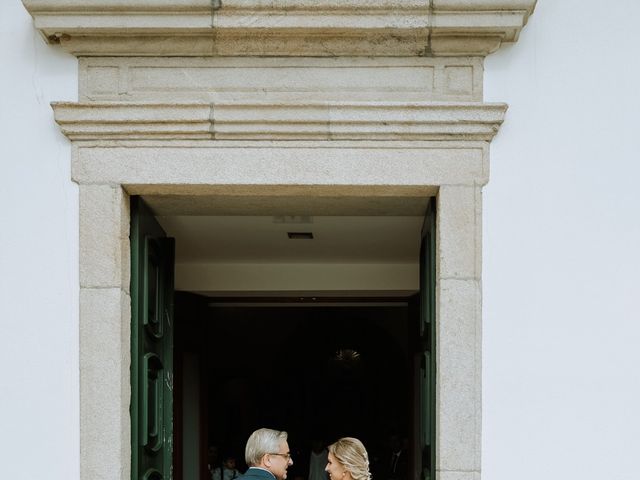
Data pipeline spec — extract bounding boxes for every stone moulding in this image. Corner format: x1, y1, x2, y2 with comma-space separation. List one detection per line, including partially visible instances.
52, 102, 507, 141
22, 0, 536, 56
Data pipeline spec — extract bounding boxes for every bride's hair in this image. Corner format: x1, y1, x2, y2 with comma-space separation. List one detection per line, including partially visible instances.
328, 437, 372, 480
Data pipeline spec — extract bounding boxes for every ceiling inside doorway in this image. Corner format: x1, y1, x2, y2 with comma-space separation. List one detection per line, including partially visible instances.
149, 194, 429, 264
144, 194, 430, 216
157, 215, 424, 263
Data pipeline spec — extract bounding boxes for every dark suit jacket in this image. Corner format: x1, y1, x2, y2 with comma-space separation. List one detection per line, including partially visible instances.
384, 450, 408, 480
237, 467, 277, 480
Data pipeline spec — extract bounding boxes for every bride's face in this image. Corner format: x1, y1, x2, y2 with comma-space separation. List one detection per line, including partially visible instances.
325, 452, 350, 480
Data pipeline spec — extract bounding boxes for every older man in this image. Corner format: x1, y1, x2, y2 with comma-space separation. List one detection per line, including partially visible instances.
239, 428, 294, 480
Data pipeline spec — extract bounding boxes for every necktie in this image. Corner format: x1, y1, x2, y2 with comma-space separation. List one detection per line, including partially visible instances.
391, 453, 399, 474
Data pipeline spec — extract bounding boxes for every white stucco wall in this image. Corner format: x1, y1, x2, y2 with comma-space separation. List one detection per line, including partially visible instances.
1, 1, 638, 480
0, 2, 79, 479
483, 1, 640, 479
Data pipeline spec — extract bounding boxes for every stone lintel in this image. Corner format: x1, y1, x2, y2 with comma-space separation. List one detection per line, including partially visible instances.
22, 0, 536, 57
70, 142, 489, 187
53, 102, 507, 142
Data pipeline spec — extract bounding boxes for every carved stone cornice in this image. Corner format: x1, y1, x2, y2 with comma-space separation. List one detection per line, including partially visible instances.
23, 0, 536, 57
51, 102, 506, 141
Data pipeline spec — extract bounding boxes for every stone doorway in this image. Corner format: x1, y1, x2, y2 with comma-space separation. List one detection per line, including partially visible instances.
78, 148, 483, 480
19, 3, 534, 478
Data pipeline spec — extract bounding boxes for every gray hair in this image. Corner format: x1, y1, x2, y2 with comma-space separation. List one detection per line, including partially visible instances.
245, 428, 289, 466
328, 438, 371, 480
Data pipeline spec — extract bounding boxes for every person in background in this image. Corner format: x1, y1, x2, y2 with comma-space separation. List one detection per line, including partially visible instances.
308, 439, 329, 480
235, 428, 294, 480
324, 437, 371, 480
208, 445, 221, 480
213, 453, 242, 480
383, 435, 407, 480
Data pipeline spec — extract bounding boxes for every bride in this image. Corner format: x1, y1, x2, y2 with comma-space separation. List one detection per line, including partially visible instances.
324, 438, 371, 480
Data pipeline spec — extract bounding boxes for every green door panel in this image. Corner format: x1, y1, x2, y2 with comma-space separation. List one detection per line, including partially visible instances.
144, 237, 165, 339
420, 198, 436, 480
142, 352, 164, 451
131, 196, 175, 480
142, 469, 163, 480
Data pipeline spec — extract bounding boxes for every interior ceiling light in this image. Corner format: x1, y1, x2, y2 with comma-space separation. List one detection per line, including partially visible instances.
334, 349, 361, 362
287, 232, 314, 240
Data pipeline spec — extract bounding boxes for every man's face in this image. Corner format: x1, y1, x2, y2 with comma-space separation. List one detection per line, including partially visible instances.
266, 440, 293, 480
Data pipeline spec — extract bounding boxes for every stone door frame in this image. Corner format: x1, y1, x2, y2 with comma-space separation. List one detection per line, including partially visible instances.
77, 140, 484, 480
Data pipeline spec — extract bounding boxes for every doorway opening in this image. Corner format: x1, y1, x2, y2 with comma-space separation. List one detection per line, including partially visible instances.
131, 196, 436, 480
174, 296, 420, 480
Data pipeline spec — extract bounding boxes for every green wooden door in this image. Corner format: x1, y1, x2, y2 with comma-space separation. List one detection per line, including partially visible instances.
420, 198, 436, 480
131, 197, 175, 480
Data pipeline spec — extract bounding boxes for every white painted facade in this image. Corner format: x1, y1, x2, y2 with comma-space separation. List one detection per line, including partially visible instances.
0, 2, 638, 480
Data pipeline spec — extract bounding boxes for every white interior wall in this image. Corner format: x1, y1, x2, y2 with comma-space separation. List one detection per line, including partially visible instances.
1, 1, 639, 479
483, 1, 640, 479
0, 2, 79, 479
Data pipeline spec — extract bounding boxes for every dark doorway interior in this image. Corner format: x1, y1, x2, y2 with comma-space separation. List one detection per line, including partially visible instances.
175, 293, 419, 480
